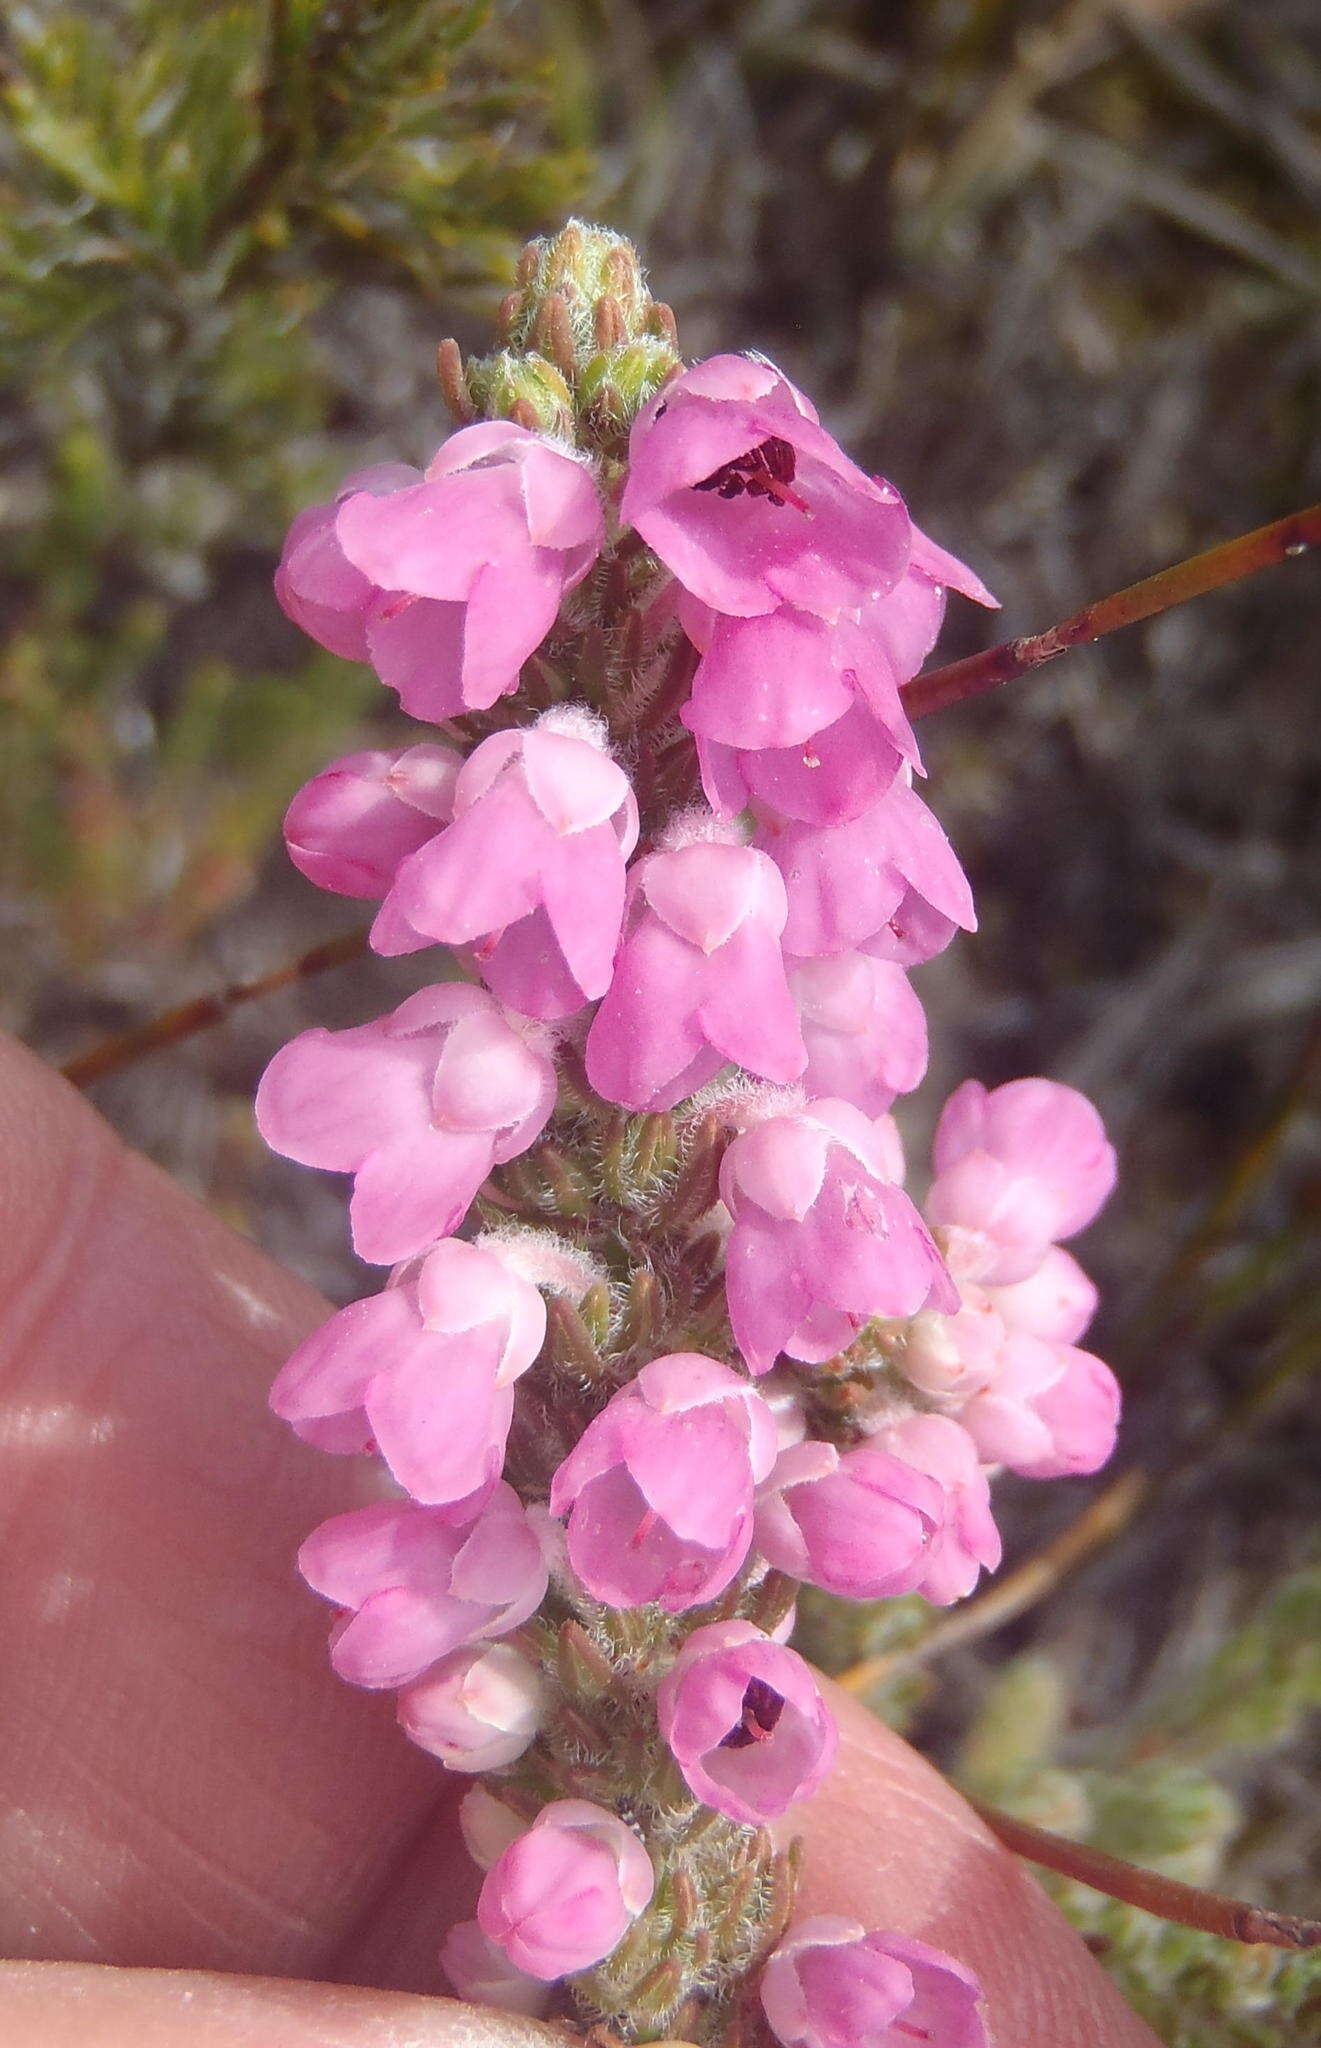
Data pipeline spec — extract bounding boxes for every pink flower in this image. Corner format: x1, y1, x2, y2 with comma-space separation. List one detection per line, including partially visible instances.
282, 743, 460, 900
297, 1483, 548, 1690
375, 714, 638, 1020
681, 606, 917, 827
274, 462, 421, 659
761, 1918, 989, 2048
332, 422, 604, 719
927, 1078, 1117, 1285
397, 1640, 547, 1771
789, 953, 928, 1116
585, 837, 806, 1111
959, 1333, 1121, 1479
694, 702, 908, 830
655, 1621, 836, 1827
268, 1237, 546, 1503
255, 985, 557, 1264
755, 776, 976, 962
985, 1244, 1098, 1344
871, 1415, 1001, 1605
621, 354, 911, 620
440, 1920, 552, 2019
754, 1439, 944, 1600
477, 1800, 655, 1980
548, 1353, 778, 1613
720, 1100, 957, 1376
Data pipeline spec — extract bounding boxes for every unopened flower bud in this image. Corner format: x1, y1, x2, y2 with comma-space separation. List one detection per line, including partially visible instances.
460, 1784, 528, 1871
478, 1799, 655, 1980
397, 1641, 547, 1771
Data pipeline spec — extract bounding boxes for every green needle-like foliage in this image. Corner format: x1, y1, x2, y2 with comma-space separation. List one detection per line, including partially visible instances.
0, 0, 589, 963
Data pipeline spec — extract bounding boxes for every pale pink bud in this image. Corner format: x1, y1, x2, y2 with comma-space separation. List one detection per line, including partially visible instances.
549, 1354, 779, 1613
621, 354, 910, 621
440, 1919, 552, 2018
459, 1785, 526, 1871
754, 1439, 944, 1600
297, 1484, 548, 1690
927, 1078, 1117, 1284
478, 1800, 654, 1980
720, 1099, 956, 1376
377, 713, 638, 1020
656, 1621, 836, 1827
761, 1917, 989, 2048
871, 1414, 1001, 1606
898, 1291, 1005, 1402
269, 1237, 545, 1503
282, 743, 460, 899
585, 837, 806, 1112
255, 985, 557, 1264
397, 1641, 546, 1771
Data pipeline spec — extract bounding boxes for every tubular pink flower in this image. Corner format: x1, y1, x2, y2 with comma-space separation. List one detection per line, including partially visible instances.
333, 422, 604, 719
548, 1353, 779, 1613
927, 1078, 1117, 1284
268, 1237, 546, 1502
297, 1484, 549, 1690
254, 985, 557, 1264
585, 837, 806, 1111
477, 1800, 655, 1981
754, 1438, 944, 1600
985, 1244, 1099, 1344
959, 1332, 1121, 1479
760, 1917, 989, 2048
871, 1414, 1001, 1605
720, 1099, 957, 1376
440, 1920, 552, 2019
755, 776, 976, 962
282, 743, 461, 900
375, 714, 638, 1020
274, 462, 421, 659
655, 1621, 836, 1826
621, 354, 912, 620
695, 702, 908, 829
397, 1640, 547, 1771
789, 953, 928, 1116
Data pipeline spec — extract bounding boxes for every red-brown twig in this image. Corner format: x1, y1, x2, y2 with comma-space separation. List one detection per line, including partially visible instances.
60, 926, 370, 1088
971, 1798, 1321, 1951
903, 502, 1321, 719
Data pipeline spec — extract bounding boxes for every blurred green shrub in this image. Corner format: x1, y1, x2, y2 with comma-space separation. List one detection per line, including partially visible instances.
952, 1571, 1321, 2046
0, 0, 589, 960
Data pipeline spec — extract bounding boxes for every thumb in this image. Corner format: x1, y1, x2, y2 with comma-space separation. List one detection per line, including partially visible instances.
0, 1965, 578, 2047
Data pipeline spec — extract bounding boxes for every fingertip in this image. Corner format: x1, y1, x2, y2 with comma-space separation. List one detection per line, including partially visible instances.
0, 1963, 576, 2048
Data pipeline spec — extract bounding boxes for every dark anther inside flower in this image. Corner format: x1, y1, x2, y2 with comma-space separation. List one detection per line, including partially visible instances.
693, 436, 807, 509
719, 1676, 787, 1750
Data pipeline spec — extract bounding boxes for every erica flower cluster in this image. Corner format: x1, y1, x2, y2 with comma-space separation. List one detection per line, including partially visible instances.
257, 222, 1121, 2047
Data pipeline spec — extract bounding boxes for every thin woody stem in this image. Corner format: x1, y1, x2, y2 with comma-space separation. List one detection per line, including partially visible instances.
60, 926, 370, 1088
903, 502, 1321, 719
970, 1798, 1321, 1951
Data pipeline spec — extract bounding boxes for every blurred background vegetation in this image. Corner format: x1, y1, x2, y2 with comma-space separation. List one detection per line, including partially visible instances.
2, 1, 1319, 2038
